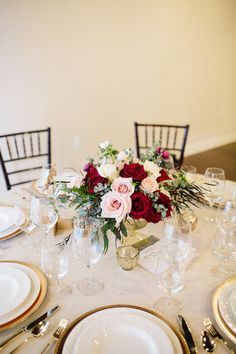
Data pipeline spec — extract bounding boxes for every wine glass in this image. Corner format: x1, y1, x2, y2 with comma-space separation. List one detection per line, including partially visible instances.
30, 196, 58, 239
153, 244, 185, 318
72, 217, 104, 296
182, 165, 197, 183
41, 236, 72, 302
37, 163, 58, 193
163, 212, 193, 264
14, 205, 39, 249
204, 167, 225, 222
211, 227, 235, 277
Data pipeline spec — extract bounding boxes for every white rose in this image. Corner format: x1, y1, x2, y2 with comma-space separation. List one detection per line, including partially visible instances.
117, 150, 129, 161
97, 164, 118, 180
99, 141, 110, 149
143, 161, 161, 178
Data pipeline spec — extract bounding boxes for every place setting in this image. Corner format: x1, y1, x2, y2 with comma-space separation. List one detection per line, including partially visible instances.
0, 260, 47, 332
0, 206, 22, 242
54, 304, 191, 354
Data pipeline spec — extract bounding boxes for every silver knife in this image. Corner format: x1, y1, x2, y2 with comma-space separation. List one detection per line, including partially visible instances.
178, 315, 198, 354
0, 305, 59, 351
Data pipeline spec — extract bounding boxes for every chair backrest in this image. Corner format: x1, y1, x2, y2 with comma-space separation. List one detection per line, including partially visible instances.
0, 127, 51, 190
134, 122, 189, 168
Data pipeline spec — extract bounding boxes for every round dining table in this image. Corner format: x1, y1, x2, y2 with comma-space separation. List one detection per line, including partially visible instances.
0, 180, 235, 354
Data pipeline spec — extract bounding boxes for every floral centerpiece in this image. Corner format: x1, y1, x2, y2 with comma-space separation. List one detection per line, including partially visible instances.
56, 141, 203, 252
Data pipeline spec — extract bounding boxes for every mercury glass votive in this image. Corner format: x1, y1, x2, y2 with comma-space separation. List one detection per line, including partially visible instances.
116, 245, 139, 271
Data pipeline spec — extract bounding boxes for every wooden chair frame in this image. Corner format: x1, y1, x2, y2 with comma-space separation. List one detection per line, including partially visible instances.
0, 127, 51, 190
134, 122, 189, 168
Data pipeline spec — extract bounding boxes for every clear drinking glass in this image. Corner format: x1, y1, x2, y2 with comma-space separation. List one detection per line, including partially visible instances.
181, 165, 197, 183
204, 167, 225, 222
153, 244, 185, 318
38, 163, 58, 193
14, 205, 38, 249
41, 236, 72, 302
72, 217, 104, 296
211, 227, 235, 277
31, 196, 58, 238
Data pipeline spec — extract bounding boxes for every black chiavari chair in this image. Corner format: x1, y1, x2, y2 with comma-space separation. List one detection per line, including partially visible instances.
134, 122, 189, 168
0, 128, 51, 190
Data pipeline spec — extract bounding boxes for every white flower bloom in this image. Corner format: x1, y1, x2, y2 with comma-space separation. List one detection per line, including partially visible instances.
143, 160, 161, 178
99, 141, 110, 149
117, 150, 129, 161
97, 164, 118, 180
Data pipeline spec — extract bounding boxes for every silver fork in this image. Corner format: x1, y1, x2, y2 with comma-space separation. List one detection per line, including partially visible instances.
203, 318, 235, 353
40, 318, 68, 354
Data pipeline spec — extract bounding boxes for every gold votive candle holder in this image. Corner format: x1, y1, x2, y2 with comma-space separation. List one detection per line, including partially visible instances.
116, 245, 139, 271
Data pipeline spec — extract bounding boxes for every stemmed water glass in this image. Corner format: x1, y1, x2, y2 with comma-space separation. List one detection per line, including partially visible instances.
204, 167, 225, 222
72, 217, 104, 296
153, 243, 185, 318
14, 205, 38, 249
30, 195, 58, 239
41, 236, 72, 302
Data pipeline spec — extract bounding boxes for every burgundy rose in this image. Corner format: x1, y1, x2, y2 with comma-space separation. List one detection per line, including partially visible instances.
120, 163, 147, 182
130, 192, 151, 219
158, 191, 172, 217
146, 207, 162, 223
84, 165, 108, 193
156, 169, 171, 183
162, 150, 170, 159
83, 162, 94, 172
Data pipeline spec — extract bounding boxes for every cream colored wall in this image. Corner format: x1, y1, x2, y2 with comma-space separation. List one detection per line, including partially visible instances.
0, 0, 236, 191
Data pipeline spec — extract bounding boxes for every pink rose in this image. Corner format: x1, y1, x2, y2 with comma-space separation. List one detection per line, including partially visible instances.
140, 176, 159, 193
101, 191, 132, 226
111, 177, 134, 196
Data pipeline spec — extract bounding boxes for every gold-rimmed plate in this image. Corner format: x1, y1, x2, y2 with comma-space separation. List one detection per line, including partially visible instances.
212, 277, 236, 344
55, 304, 190, 354
0, 261, 47, 332
0, 206, 22, 241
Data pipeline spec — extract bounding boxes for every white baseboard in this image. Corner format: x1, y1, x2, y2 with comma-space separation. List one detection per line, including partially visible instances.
185, 133, 236, 156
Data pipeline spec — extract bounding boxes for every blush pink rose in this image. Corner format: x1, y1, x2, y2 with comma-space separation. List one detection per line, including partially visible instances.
101, 191, 132, 226
140, 176, 159, 193
111, 177, 134, 197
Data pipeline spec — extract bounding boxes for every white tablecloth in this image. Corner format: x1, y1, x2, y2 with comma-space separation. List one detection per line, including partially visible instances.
0, 182, 236, 354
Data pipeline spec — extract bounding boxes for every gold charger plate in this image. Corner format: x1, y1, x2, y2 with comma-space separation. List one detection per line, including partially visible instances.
0, 260, 47, 332
54, 304, 190, 354
0, 205, 22, 241
212, 276, 236, 344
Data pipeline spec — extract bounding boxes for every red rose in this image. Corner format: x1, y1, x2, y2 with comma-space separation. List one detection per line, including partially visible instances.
130, 192, 151, 219
158, 192, 172, 217
84, 165, 108, 193
120, 163, 147, 182
156, 169, 171, 183
146, 206, 162, 223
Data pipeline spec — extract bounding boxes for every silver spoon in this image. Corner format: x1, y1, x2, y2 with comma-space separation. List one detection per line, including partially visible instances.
201, 330, 216, 352
9, 320, 49, 353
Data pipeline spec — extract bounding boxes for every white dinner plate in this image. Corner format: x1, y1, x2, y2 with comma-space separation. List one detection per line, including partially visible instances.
218, 281, 236, 334
62, 308, 183, 354
0, 262, 41, 325
0, 266, 31, 317
0, 207, 19, 238
230, 288, 236, 321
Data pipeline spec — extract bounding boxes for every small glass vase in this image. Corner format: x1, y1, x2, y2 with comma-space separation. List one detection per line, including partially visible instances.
156, 155, 175, 171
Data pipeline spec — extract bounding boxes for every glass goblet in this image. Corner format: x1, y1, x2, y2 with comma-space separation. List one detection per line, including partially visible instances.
153, 244, 185, 318
204, 167, 225, 222
211, 227, 235, 277
72, 217, 104, 296
31, 196, 58, 239
41, 236, 72, 302
14, 205, 38, 249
